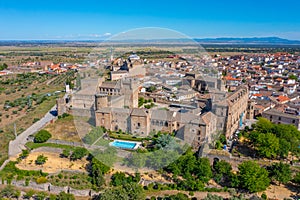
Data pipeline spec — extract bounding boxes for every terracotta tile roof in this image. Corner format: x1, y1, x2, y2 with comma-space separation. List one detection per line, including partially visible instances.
224, 76, 241, 81
277, 95, 290, 103
252, 93, 263, 97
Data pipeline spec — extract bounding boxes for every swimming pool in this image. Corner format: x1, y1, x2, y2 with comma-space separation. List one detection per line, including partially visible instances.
110, 140, 139, 149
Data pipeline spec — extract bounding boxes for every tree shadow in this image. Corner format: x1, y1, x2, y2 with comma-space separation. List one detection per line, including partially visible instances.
234, 142, 257, 158
285, 182, 300, 198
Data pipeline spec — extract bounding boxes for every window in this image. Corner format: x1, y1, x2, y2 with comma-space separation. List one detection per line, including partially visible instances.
137, 122, 141, 127
292, 119, 296, 123
278, 117, 281, 120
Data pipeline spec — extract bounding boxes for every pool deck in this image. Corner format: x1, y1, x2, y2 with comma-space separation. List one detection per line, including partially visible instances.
109, 139, 142, 150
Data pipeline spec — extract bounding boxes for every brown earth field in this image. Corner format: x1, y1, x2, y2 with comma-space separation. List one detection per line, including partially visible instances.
44, 115, 81, 142
12, 149, 88, 174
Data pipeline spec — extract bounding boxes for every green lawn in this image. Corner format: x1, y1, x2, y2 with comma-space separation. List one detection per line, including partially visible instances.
26, 142, 79, 151
95, 139, 110, 147
109, 132, 144, 142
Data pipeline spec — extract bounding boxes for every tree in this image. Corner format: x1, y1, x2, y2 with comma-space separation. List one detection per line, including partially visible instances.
255, 117, 274, 134
61, 149, 70, 158
34, 129, 52, 143
98, 183, 144, 200
215, 140, 223, 150
229, 172, 240, 188
293, 172, 300, 185
90, 158, 109, 189
19, 149, 30, 159
70, 147, 88, 160
213, 160, 232, 184
256, 133, 279, 158
238, 161, 270, 193
278, 139, 291, 158
0, 63, 8, 71
35, 154, 48, 165
146, 85, 156, 93
288, 74, 298, 80
213, 160, 232, 175
49, 194, 57, 200
167, 193, 190, 200
111, 172, 128, 186
273, 124, 300, 156
147, 149, 179, 169
138, 97, 145, 107
219, 134, 227, 144
154, 134, 172, 149
195, 157, 213, 183
122, 183, 145, 200
127, 152, 146, 169
56, 192, 75, 200
204, 194, 224, 200
97, 187, 128, 200
268, 162, 292, 185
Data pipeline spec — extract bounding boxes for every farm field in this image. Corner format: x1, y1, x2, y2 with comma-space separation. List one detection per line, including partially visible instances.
0, 72, 75, 165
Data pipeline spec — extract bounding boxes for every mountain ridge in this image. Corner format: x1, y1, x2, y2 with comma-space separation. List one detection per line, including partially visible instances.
194, 37, 300, 44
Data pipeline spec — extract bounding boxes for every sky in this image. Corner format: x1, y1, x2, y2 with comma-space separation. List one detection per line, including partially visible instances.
0, 0, 300, 40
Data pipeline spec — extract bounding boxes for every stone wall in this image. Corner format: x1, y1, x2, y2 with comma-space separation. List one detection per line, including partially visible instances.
1, 179, 98, 197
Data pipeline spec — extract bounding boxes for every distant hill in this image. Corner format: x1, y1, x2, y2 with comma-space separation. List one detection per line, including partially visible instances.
194, 37, 300, 45
1, 37, 300, 46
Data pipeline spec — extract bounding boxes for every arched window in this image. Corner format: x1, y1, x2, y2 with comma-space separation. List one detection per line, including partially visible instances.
165, 121, 168, 127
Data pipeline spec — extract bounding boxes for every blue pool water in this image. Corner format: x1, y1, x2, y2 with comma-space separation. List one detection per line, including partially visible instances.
110, 140, 137, 149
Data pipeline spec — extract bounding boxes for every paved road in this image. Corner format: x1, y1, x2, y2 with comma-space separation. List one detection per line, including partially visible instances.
8, 105, 57, 157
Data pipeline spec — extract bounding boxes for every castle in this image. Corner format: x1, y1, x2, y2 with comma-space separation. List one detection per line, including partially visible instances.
58, 58, 249, 151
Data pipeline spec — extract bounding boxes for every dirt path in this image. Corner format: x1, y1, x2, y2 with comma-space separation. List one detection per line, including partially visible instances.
146, 190, 231, 199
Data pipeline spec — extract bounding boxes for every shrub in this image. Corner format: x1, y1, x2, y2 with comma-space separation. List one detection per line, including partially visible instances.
261, 193, 267, 200
61, 149, 70, 158
58, 173, 63, 179
25, 178, 30, 186
58, 113, 70, 119
35, 154, 48, 165
70, 147, 88, 161
49, 194, 57, 200
0, 186, 20, 199
24, 189, 35, 199
34, 130, 51, 143
19, 149, 30, 160
36, 176, 48, 184
56, 191, 75, 200
35, 191, 47, 200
